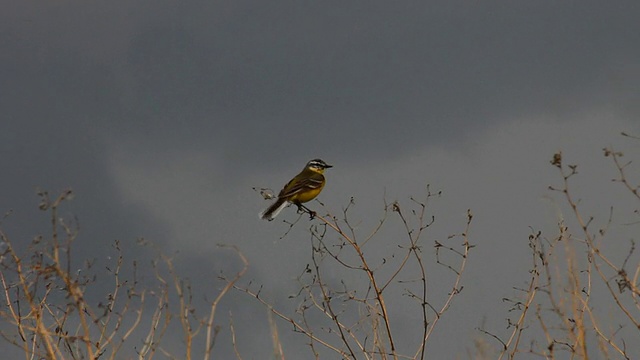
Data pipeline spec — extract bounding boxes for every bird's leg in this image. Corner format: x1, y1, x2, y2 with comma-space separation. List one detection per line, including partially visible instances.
295, 202, 316, 220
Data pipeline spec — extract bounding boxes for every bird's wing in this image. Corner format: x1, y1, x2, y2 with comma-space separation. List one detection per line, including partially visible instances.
278, 173, 324, 198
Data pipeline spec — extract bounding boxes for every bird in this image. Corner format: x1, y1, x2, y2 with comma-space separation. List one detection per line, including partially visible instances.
260, 159, 332, 221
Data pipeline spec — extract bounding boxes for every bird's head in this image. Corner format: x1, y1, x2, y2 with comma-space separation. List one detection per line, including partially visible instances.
306, 159, 333, 173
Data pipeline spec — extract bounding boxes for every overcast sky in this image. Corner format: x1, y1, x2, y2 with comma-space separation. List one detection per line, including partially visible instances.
2, 1, 640, 358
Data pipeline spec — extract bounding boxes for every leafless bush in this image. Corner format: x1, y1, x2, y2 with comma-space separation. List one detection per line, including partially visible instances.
243, 187, 474, 359
0, 190, 247, 360
481, 132, 640, 359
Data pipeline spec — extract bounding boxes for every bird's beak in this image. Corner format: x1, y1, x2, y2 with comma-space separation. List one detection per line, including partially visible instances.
324, 164, 333, 168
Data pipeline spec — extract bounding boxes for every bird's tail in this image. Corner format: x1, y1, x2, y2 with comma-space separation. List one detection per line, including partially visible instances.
259, 198, 289, 221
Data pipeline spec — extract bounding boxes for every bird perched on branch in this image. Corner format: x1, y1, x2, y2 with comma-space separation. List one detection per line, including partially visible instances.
259, 159, 332, 221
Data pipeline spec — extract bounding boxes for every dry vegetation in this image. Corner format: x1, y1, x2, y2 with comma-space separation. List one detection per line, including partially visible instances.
237, 188, 472, 359
479, 134, 640, 359
0, 190, 247, 360
1, 133, 638, 359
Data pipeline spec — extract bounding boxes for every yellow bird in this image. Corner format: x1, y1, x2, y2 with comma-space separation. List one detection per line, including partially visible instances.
260, 159, 332, 221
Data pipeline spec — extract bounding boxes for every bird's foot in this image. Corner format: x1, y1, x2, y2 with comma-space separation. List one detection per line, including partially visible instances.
295, 203, 316, 220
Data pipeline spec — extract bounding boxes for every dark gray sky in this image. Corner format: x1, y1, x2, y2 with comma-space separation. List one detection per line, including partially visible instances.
2, 1, 640, 358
